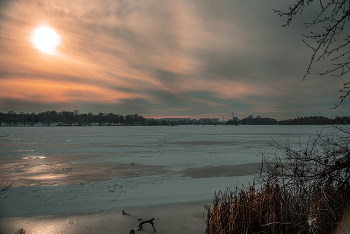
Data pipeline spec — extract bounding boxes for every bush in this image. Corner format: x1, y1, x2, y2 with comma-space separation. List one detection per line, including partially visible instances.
205, 126, 350, 234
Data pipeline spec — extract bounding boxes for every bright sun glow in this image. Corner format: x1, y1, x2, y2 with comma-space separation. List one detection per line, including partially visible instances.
32, 26, 60, 54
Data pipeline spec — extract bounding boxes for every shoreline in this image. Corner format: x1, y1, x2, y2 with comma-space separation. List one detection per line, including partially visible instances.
0, 200, 209, 234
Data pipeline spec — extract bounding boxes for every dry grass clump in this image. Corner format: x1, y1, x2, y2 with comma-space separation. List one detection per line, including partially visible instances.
205, 181, 350, 234
205, 127, 350, 234
205, 181, 309, 234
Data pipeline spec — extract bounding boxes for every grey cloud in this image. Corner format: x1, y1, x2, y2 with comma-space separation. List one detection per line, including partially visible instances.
0, 70, 16, 79
0, 98, 67, 113
0, 0, 13, 12
111, 86, 136, 93
153, 69, 182, 87
118, 98, 151, 114
183, 91, 217, 101
195, 50, 249, 80
76, 1, 181, 54
147, 89, 185, 108
83, 98, 154, 115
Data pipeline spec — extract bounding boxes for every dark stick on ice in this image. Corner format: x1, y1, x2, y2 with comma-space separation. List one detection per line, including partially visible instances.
138, 218, 156, 232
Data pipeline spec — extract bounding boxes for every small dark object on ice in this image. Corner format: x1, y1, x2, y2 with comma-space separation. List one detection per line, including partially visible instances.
122, 210, 128, 215
15, 229, 25, 234
128, 228, 140, 234
128, 218, 156, 233
139, 218, 156, 232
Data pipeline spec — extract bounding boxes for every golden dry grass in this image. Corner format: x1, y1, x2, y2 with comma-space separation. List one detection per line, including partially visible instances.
205, 181, 350, 234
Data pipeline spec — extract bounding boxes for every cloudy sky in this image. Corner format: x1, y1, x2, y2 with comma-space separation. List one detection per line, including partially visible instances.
0, 0, 348, 120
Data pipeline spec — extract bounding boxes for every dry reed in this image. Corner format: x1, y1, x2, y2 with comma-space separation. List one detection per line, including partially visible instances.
205, 181, 309, 234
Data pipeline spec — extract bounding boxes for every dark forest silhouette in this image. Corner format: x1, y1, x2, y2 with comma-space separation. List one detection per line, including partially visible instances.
1, 110, 350, 126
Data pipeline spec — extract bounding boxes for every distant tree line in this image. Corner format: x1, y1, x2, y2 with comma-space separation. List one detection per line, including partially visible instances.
278, 116, 350, 125
1, 110, 350, 126
227, 116, 350, 125
240, 117, 278, 125
0, 110, 146, 126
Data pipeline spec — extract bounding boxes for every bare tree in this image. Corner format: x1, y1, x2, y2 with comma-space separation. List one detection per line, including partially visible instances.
275, 0, 350, 107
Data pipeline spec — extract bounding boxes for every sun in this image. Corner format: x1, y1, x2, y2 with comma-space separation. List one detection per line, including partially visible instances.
32, 26, 60, 54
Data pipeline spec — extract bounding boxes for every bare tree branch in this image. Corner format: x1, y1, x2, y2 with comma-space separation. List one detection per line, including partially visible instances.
276, 0, 350, 106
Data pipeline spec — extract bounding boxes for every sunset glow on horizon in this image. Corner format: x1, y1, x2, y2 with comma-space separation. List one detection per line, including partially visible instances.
0, 0, 347, 119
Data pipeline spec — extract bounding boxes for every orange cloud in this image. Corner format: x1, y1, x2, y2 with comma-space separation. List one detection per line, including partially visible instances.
0, 78, 151, 105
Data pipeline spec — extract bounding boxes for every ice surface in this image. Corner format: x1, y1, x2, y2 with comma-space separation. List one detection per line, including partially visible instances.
0, 125, 334, 218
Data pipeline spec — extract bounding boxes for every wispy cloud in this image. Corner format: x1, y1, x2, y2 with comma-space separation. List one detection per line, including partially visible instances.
0, 0, 347, 119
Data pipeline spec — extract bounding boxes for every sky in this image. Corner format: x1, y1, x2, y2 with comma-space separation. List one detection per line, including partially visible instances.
0, 0, 348, 120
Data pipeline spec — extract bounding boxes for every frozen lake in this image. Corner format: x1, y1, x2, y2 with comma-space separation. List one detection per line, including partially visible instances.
0, 125, 334, 217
